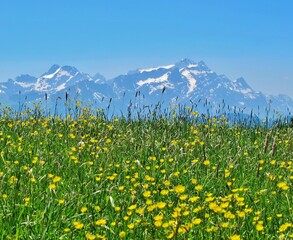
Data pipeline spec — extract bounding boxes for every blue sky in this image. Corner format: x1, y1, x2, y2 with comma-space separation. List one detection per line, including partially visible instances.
0, 0, 292, 97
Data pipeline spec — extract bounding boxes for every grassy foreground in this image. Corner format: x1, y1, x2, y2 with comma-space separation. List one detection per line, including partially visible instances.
0, 109, 292, 239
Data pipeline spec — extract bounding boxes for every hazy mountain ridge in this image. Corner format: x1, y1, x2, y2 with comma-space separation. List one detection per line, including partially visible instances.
0, 59, 292, 117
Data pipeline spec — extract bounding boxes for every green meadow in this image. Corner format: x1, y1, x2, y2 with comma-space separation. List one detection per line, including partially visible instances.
0, 106, 292, 239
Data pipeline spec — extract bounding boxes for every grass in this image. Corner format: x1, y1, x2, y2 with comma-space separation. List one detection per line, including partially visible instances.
0, 105, 292, 239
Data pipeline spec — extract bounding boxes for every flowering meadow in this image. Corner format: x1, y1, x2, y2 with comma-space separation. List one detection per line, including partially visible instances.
0, 107, 292, 239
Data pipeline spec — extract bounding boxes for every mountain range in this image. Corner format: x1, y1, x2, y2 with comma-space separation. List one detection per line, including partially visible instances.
0, 59, 292, 118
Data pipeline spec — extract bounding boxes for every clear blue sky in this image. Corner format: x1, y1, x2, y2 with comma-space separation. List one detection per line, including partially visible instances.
0, 0, 293, 97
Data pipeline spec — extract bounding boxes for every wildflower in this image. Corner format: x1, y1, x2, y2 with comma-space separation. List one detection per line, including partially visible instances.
53, 176, 61, 183
277, 182, 289, 191
95, 219, 107, 226
224, 211, 235, 219
85, 233, 96, 240
174, 185, 186, 194
203, 160, 210, 166
135, 207, 144, 214
127, 223, 135, 229
221, 222, 229, 228
160, 189, 169, 195
128, 204, 137, 210
156, 201, 167, 209
73, 221, 84, 230
278, 223, 292, 232
49, 184, 56, 190
189, 196, 200, 202
256, 223, 264, 231
195, 185, 203, 191
230, 235, 241, 240
192, 218, 202, 225
119, 231, 126, 238
81, 207, 87, 213
154, 214, 164, 221
143, 191, 151, 198
95, 206, 101, 211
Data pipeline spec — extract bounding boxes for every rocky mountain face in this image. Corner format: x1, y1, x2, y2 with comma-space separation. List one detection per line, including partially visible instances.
0, 59, 292, 118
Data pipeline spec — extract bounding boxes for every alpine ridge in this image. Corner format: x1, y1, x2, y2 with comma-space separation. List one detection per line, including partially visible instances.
0, 59, 292, 117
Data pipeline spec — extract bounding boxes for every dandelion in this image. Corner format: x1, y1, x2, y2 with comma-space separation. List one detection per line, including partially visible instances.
256, 223, 264, 231
127, 223, 135, 229
230, 235, 241, 240
95, 219, 107, 226
277, 182, 289, 191
278, 223, 292, 232
220, 222, 229, 228
119, 231, 126, 238
85, 233, 96, 240
192, 218, 202, 225
156, 201, 167, 209
73, 221, 84, 230
128, 204, 137, 210
143, 191, 151, 198
53, 176, 61, 183
195, 185, 203, 191
81, 207, 87, 213
174, 185, 186, 194
49, 184, 56, 190
160, 189, 169, 195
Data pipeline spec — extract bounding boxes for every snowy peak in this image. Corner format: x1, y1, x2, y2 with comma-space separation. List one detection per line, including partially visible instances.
175, 58, 196, 68
35, 65, 86, 91
41, 64, 61, 79
0, 59, 292, 117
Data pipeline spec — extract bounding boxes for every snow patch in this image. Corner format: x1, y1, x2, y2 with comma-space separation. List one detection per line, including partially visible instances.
139, 64, 174, 73
149, 83, 174, 94
42, 67, 61, 79
56, 83, 66, 91
181, 70, 197, 95
137, 73, 170, 86
15, 81, 35, 88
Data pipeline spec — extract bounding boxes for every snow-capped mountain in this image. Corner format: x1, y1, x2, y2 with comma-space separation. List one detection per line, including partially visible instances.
0, 59, 292, 117
110, 59, 275, 115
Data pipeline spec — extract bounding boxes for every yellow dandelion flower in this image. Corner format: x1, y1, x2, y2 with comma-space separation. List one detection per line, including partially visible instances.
85, 233, 96, 240
81, 207, 87, 213
143, 191, 151, 198
256, 223, 264, 231
192, 218, 202, 225
119, 231, 126, 238
128, 204, 137, 210
221, 222, 229, 228
203, 160, 210, 166
230, 235, 241, 240
95, 219, 107, 226
73, 222, 84, 230
278, 223, 292, 232
174, 185, 186, 194
156, 201, 166, 209
127, 223, 135, 229
135, 207, 144, 214
179, 194, 188, 200
195, 185, 203, 191
160, 189, 169, 195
